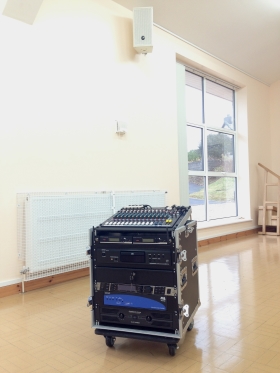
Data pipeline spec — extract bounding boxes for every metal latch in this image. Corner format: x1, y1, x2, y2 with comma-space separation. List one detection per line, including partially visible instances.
87, 296, 93, 308
192, 256, 198, 276
180, 250, 187, 261
184, 225, 194, 238
182, 304, 189, 317
187, 226, 194, 234
86, 246, 91, 256
180, 267, 187, 290
176, 245, 182, 253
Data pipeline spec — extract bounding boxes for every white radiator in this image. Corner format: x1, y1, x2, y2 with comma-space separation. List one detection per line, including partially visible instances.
17, 190, 166, 281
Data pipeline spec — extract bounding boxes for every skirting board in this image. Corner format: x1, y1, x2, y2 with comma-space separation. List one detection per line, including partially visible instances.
0, 229, 259, 298
0, 283, 22, 298
0, 267, 89, 298
198, 228, 259, 247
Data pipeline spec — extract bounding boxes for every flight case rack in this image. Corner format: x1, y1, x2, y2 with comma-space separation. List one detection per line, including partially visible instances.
87, 205, 200, 356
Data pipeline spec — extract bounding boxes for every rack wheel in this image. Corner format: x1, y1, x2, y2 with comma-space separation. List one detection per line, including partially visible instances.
187, 320, 194, 331
105, 336, 115, 347
168, 344, 177, 356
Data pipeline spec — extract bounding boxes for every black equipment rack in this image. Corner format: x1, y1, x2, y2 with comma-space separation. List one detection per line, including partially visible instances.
87, 205, 200, 356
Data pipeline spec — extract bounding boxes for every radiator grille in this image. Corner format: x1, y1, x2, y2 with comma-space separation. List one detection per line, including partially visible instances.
17, 190, 166, 281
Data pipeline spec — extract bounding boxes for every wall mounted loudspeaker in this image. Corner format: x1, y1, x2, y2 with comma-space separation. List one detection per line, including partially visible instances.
133, 7, 153, 54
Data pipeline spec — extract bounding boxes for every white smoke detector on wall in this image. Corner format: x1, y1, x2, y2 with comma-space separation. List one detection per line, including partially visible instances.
133, 7, 153, 54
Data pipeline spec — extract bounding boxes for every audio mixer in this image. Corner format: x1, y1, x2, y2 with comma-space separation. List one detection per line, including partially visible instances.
100, 204, 192, 230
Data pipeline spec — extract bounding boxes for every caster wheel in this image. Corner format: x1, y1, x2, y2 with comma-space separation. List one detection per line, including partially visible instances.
168, 344, 177, 356
187, 320, 194, 331
105, 336, 115, 347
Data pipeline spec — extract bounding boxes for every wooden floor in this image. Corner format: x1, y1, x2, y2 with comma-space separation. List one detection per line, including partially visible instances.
1, 234, 280, 372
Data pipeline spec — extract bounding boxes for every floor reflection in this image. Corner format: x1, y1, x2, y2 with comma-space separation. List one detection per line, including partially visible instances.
1, 234, 280, 372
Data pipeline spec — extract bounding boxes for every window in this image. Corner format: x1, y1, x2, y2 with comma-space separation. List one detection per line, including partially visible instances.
186, 70, 237, 222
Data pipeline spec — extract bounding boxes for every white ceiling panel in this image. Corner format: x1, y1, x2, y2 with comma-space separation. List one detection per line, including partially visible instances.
2, 0, 44, 25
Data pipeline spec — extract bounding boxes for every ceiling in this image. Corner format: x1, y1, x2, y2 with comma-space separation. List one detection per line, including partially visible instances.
1, 0, 280, 85
113, 0, 280, 86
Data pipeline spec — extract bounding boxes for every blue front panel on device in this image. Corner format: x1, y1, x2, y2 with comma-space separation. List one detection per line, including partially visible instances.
104, 294, 166, 310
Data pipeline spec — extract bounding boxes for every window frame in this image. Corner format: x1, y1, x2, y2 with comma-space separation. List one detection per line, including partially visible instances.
186, 68, 239, 222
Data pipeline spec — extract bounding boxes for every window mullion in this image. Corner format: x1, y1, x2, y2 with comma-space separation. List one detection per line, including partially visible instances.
202, 77, 209, 221
233, 94, 237, 175
208, 172, 237, 177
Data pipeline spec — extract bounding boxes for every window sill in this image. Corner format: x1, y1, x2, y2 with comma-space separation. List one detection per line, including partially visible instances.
197, 217, 253, 230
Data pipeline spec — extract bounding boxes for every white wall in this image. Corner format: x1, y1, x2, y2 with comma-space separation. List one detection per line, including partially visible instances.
269, 80, 280, 174
0, 0, 272, 285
